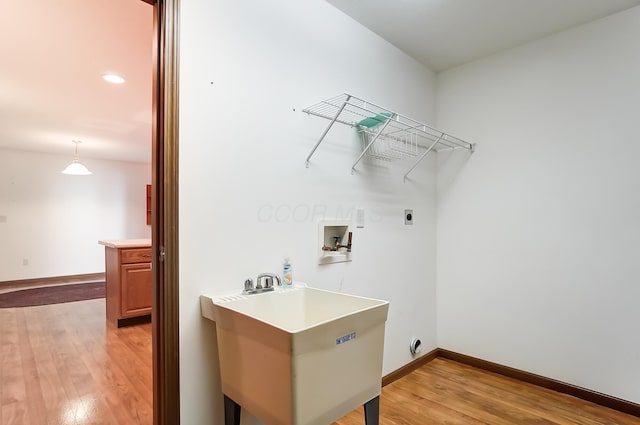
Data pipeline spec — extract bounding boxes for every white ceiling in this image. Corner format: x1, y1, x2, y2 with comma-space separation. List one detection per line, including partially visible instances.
0, 0, 153, 163
326, 0, 640, 72
3, 1, 639, 163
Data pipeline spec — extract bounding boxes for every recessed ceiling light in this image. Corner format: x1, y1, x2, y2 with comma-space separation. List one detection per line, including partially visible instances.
102, 73, 125, 84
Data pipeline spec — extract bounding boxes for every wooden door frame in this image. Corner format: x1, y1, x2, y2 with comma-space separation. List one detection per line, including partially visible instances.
149, 0, 180, 424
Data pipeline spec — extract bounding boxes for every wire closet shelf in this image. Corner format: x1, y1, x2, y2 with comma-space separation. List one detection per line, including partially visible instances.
302, 93, 475, 181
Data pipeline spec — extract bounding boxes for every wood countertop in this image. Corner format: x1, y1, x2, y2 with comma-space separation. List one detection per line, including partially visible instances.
98, 239, 151, 249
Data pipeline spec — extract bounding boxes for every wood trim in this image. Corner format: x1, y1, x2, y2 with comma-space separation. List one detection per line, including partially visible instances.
438, 349, 640, 418
152, 0, 180, 424
0, 273, 104, 290
382, 348, 439, 387
146, 184, 152, 225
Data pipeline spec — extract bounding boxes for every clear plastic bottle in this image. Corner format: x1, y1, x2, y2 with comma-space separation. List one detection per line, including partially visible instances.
282, 257, 293, 288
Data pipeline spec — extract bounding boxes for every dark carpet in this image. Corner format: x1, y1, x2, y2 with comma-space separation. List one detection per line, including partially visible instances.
0, 281, 105, 308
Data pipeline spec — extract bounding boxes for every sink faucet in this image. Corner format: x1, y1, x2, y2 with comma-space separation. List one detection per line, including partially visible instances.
243, 273, 281, 295
257, 272, 281, 289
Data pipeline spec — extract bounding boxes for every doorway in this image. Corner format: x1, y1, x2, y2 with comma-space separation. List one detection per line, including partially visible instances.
149, 1, 179, 424
0, 0, 179, 423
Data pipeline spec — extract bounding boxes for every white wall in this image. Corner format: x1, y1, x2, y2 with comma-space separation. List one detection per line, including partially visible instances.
179, 0, 439, 423
436, 6, 640, 404
0, 148, 151, 281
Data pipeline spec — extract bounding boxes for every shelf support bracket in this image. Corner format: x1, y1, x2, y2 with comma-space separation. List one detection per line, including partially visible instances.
351, 117, 393, 174
305, 95, 351, 168
403, 134, 443, 182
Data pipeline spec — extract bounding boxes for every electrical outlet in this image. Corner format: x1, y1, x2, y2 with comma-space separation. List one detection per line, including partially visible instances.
0, 215, 6, 223
22, 258, 29, 266
404, 209, 413, 225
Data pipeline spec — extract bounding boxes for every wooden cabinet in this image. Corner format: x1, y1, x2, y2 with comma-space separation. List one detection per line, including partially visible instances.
103, 244, 152, 327
121, 260, 152, 317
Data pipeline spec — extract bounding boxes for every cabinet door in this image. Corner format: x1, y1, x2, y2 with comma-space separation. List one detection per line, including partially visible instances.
121, 263, 152, 317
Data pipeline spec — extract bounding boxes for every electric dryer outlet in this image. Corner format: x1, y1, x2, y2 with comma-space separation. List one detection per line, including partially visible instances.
404, 209, 413, 225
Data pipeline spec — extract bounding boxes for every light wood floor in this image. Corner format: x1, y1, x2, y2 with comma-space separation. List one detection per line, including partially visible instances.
0, 299, 152, 425
2, 298, 639, 425
335, 359, 640, 425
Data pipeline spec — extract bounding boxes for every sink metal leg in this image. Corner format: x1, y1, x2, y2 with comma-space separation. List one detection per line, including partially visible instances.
224, 394, 241, 425
364, 395, 380, 425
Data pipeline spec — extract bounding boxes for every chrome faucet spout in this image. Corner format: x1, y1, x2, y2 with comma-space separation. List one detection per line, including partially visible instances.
243, 272, 281, 295
257, 272, 281, 288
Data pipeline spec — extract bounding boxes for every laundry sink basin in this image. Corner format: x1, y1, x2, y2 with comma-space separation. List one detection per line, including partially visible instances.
200, 286, 389, 425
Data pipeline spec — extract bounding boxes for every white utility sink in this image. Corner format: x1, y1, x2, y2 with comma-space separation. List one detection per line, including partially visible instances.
200, 286, 389, 425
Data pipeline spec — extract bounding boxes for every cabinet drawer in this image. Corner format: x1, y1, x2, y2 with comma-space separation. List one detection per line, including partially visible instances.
121, 248, 152, 264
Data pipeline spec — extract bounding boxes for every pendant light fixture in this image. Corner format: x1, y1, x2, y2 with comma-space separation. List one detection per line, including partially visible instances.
62, 140, 92, 175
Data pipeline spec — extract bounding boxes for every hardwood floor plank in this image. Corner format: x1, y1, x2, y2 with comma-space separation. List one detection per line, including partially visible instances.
425, 360, 586, 425
400, 371, 538, 424
104, 323, 153, 396
380, 385, 488, 425
0, 311, 24, 409
43, 304, 96, 424
117, 324, 153, 369
414, 361, 575, 424
40, 302, 118, 425
1, 401, 31, 425
1, 298, 152, 425
0, 359, 23, 423
430, 359, 639, 425
15, 308, 49, 424
335, 358, 640, 425
62, 301, 151, 425
26, 306, 76, 425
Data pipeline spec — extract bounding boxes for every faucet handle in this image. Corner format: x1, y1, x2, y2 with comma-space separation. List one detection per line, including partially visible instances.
244, 278, 254, 292
264, 276, 273, 288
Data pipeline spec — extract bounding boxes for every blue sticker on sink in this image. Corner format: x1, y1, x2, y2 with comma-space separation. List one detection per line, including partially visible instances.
336, 332, 356, 345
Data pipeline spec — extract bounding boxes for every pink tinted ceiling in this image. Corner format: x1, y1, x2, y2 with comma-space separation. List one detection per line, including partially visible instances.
0, 0, 153, 163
